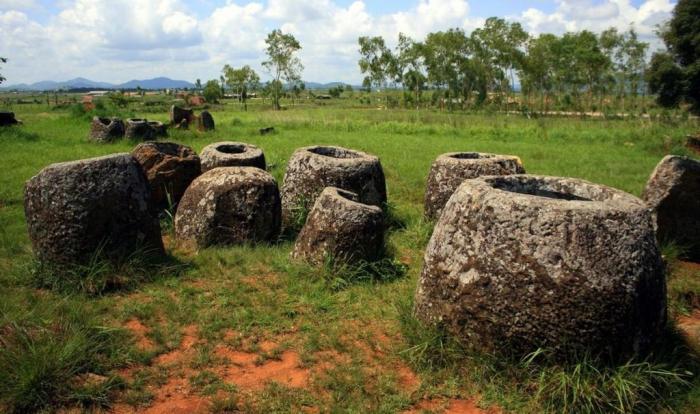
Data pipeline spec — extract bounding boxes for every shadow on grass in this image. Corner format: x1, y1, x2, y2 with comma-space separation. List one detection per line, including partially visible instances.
30, 244, 190, 296
0, 125, 40, 142
395, 294, 700, 414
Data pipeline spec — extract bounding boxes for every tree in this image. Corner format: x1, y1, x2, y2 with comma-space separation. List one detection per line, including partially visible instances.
222, 64, 260, 111
195, 78, 202, 91
647, 0, 700, 113
262, 29, 303, 110
358, 36, 395, 105
396, 33, 427, 108
0, 57, 6, 85
203, 79, 222, 103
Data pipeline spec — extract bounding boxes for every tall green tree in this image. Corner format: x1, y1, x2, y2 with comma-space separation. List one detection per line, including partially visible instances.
648, 0, 700, 113
396, 33, 427, 108
222, 64, 260, 111
262, 29, 303, 110
358, 36, 395, 105
202, 79, 222, 103
521, 34, 559, 111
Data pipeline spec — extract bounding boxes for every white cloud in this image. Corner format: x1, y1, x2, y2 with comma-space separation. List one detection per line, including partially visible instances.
0, 0, 678, 85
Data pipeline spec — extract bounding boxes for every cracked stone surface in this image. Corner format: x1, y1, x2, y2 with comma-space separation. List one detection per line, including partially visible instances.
415, 175, 666, 359
292, 187, 384, 265
24, 153, 164, 266
424, 152, 524, 220
175, 167, 281, 247
281, 145, 386, 228
642, 155, 700, 261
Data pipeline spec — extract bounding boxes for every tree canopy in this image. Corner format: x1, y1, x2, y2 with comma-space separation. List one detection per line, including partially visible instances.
0, 57, 7, 85
262, 29, 303, 110
647, 0, 700, 113
223, 64, 260, 111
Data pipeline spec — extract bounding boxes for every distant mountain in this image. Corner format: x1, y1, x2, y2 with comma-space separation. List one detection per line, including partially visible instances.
116, 77, 194, 90
303, 81, 360, 90
1, 77, 194, 91
1, 77, 356, 91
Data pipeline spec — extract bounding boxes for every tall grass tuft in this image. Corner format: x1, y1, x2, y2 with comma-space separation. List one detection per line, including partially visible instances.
0, 296, 128, 413
396, 295, 697, 413
30, 244, 186, 295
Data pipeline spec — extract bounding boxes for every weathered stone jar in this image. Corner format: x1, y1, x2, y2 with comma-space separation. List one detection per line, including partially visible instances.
292, 187, 384, 265
200, 141, 266, 172
131, 141, 201, 207
642, 155, 700, 261
424, 152, 524, 220
125, 118, 155, 140
414, 175, 666, 359
89, 116, 125, 142
281, 145, 386, 227
24, 153, 164, 266
175, 167, 281, 248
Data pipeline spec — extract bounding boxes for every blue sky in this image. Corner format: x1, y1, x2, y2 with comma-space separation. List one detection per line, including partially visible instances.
0, 0, 676, 85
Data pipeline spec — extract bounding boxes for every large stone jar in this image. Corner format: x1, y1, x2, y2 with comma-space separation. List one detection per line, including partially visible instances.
414, 175, 666, 359
200, 141, 266, 172
642, 155, 700, 261
424, 152, 524, 220
24, 154, 164, 266
88, 116, 125, 142
175, 167, 281, 248
131, 141, 201, 207
281, 145, 386, 227
292, 187, 384, 265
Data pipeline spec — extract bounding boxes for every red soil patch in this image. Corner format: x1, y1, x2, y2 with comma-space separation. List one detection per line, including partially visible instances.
144, 377, 209, 414
403, 398, 498, 414
124, 319, 154, 350
154, 324, 199, 365
215, 345, 309, 390
397, 364, 421, 392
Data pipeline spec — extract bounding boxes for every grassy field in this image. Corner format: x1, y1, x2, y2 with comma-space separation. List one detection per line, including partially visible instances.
1, 98, 700, 413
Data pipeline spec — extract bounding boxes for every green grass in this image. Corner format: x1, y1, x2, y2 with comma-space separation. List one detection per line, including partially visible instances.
0, 98, 699, 412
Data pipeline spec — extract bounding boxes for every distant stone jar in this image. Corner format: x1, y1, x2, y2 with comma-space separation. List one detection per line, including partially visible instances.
292, 187, 384, 265
89, 116, 125, 142
414, 175, 666, 359
125, 118, 155, 140
642, 155, 700, 261
24, 153, 164, 266
200, 141, 266, 172
281, 145, 387, 228
170, 105, 194, 126
198, 111, 215, 131
175, 167, 281, 248
424, 152, 524, 220
147, 121, 167, 137
131, 141, 201, 207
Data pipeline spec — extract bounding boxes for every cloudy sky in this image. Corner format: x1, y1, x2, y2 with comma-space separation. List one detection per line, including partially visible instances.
0, 0, 676, 85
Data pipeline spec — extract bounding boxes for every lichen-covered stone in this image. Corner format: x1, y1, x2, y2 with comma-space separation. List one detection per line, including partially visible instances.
292, 187, 384, 265
125, 119, 155, 140
131, 141, 201, 207
24, 154, 164, 266
415, 175, 666, 359
642, 155, 700, 261
175, 167, 281, 247
88, 116, 125, 142
424, 152, 524, 220
198, 111, 215, 131
281, 146, 386, 227
200, 142, 265, 172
